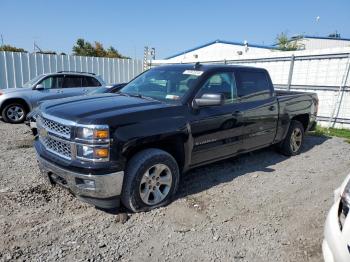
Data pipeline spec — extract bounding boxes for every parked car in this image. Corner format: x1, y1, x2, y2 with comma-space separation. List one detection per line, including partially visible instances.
34, 64, 318, 212
0, 71, 105, 123
25, 83, 127, 136
323, 173, 350, 262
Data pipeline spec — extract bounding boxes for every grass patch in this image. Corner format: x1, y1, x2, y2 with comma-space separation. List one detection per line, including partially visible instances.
310, 125, 350, 143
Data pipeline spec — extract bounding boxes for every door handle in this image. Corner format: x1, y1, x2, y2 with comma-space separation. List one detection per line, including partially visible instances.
268, 105, 276, 111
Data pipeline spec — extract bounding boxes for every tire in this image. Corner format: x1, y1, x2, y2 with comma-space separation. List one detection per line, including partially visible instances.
2, 103, 27, 124
278, 120, 305, 156
121, 148, 180, 212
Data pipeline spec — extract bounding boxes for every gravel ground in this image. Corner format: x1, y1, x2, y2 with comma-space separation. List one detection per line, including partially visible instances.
0, 122, 350, 262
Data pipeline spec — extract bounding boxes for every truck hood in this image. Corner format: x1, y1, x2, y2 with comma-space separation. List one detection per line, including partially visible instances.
1, 87, 33, 93
41, 94, 173, 125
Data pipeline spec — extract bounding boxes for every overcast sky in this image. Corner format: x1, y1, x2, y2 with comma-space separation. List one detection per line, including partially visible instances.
1, 0, 349, 59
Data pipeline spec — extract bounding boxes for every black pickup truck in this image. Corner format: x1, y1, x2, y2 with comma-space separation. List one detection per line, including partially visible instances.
34, 64, 318, 212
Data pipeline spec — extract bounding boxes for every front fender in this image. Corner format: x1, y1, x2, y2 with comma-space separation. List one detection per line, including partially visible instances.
0, 92, 33, 111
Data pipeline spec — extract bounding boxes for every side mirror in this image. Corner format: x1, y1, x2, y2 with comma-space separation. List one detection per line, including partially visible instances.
193, 93, 224, 109
35, 84, 44, 90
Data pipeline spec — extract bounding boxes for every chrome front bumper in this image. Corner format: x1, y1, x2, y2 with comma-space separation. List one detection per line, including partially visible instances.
36, 154, 124, 208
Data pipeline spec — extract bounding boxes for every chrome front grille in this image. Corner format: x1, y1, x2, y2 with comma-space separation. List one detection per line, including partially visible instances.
38, 116, 71, 139
37, 114, 73, 160
40, 135, 72, 160
37, 113, 110, 162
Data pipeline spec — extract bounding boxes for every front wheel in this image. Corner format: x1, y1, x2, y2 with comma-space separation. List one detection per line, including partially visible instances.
121, 149, 180, 212
278, 120, 305, 156
2, 103, 27, 124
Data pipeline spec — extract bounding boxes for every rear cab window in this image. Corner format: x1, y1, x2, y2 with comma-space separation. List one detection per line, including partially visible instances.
235, 70, 272, 102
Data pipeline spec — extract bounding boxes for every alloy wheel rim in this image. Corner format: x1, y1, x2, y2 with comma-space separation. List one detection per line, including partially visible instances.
7, 106, 24, 121
139, 164, 172, 205
290, 128, 302, 152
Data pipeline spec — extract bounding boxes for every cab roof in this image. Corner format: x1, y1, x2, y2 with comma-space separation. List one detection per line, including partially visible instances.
152, 63, 265, 73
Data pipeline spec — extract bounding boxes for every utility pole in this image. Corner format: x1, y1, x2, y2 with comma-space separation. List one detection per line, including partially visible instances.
33, 41, 43, 53
143, 46, 156, 70
143, 46, 149, 71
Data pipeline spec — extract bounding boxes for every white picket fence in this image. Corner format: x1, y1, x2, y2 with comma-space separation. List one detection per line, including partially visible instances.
0, 51, 144, 89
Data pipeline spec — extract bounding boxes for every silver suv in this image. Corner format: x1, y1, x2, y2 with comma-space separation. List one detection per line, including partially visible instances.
0, 71, 105, 123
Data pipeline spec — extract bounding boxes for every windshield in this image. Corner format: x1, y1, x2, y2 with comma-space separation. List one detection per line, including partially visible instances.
119, 67, 202, 103
87, 87, 109, 95
23, 75, 44, 88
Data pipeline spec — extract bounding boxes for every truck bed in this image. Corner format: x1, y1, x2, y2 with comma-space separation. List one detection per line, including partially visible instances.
275, 89, 317, 97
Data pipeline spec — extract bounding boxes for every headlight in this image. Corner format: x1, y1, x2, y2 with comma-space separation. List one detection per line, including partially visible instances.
76, 145, 109, 161
75, 125, 110, 162
339, 177, 350, 229
76, 127, 109, 141
342, 180, 350, 207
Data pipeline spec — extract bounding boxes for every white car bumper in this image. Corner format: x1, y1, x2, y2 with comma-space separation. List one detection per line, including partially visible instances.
323, 192, 350, 262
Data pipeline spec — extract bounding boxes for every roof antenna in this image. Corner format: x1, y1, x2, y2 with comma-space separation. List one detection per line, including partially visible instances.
194, 62, 201, 69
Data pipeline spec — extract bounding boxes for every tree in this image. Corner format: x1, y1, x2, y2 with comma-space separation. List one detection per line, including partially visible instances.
106, 46, 126, 58
72, 38, 129, 58
0, 44, 27, 52
276, 33, 299, 51
72, 38, 95, 56
328, 32, 341, 38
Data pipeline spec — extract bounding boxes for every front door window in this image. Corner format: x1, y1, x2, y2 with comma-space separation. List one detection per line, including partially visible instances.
196, 72, 238, 104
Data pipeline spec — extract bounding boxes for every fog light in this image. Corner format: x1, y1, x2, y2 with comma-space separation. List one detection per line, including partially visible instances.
76, 178, 95, 189
84, 179, 95, 188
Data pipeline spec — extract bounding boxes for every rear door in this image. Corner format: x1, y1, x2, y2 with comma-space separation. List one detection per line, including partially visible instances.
62, 75, 86, 96
189, 71, 244, 166
82, 76, 102, 93
235, 69, 278, 151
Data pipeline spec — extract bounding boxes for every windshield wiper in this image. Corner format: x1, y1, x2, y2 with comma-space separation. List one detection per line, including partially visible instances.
118, 92, 159, 102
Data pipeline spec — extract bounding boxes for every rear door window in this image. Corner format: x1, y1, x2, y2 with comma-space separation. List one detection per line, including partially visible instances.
235, 70, 271, 101
83, 76, 102, 87
63, 75, 83, 88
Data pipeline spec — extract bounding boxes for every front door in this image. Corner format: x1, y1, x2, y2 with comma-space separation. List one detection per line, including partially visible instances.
189, 71, 244, 166
31, 75, 66, 108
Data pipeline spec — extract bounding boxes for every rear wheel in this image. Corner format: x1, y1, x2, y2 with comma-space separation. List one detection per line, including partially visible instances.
121, 149, 180, 212
2, 103, 27, 124
278, 120, 305, 156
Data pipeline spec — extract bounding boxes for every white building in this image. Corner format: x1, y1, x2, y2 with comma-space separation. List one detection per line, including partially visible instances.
164, 39, 278, 63
290, 35, 350, 50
